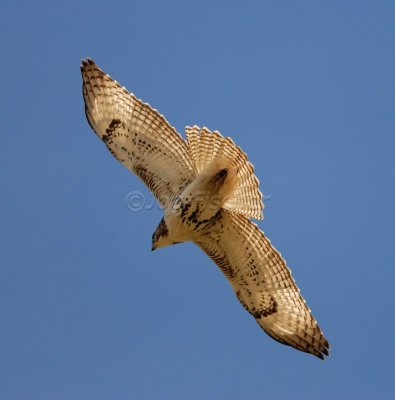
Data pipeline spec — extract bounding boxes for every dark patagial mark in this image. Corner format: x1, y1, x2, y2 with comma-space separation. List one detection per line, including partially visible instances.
103, 119, 122, 143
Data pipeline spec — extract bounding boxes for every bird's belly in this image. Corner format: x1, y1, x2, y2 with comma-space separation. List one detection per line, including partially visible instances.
165, 198, 221, 245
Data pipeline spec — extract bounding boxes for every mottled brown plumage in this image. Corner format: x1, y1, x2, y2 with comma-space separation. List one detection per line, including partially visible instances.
81, 58, 330, 359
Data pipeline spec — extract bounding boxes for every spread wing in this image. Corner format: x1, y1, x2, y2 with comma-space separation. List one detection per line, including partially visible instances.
81, 58, 195, 206
195, 210, 330, 359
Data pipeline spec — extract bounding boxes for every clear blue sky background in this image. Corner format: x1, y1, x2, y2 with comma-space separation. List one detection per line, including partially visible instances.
1, 1, 394, 399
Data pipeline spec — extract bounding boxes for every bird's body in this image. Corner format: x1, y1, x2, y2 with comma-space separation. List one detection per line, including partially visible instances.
154, 158, 240, 249
81, 58, 330, 359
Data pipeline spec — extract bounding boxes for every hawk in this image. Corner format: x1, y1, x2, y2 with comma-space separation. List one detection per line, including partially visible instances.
81, 58, 330, 359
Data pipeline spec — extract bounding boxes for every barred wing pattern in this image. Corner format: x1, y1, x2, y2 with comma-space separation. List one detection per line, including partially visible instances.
81, 59, 195, 206
185, 125, 263, 220
196, 210, 329, 359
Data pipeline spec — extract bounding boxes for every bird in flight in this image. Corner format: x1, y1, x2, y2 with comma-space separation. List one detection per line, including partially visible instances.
81, 58, 330, 359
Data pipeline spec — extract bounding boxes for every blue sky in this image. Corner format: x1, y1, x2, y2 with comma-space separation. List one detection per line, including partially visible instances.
1, 1, 394, 399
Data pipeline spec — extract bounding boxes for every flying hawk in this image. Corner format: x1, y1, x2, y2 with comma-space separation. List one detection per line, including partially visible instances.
81, 58, 330, 359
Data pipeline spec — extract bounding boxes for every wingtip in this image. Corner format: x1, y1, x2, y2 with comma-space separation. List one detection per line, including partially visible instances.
324, 338, 331, 349
80, 57, 96, 70
315, 342, 330, 360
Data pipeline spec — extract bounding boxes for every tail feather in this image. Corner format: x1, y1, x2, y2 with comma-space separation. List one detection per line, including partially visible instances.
185, 126, 263, 220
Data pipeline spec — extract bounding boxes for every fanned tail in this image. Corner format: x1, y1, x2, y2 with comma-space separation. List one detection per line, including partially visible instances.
185, 126, 263, 220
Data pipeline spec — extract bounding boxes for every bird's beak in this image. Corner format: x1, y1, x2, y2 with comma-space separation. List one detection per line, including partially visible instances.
151, 244, 156, 251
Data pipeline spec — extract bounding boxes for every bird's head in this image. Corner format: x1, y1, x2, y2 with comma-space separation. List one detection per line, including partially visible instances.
151, 217, 173, 251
